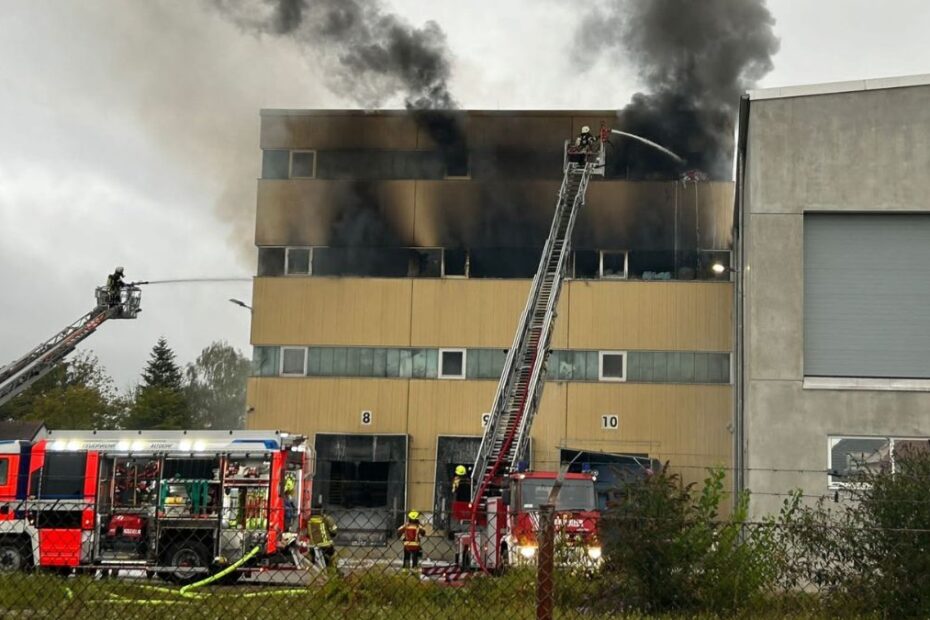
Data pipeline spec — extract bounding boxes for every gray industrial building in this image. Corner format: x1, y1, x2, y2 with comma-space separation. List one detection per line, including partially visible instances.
734, 74, 930, 515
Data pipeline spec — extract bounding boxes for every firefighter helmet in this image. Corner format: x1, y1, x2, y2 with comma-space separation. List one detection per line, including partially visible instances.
581, 125, 591, 134
408, 511, 420, 521
455, 465, 466, 476
115, 266, 124, 275
284, 476, 295, 493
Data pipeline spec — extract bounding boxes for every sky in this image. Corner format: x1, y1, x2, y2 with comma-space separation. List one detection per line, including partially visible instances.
1, 0, 929, 390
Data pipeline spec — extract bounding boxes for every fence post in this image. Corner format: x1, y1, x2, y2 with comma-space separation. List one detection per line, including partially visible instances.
536, 503, 555, 620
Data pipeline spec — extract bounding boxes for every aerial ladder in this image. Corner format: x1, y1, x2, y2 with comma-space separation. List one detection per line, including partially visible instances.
0, 285, 142, 408
466, 133, 607, 555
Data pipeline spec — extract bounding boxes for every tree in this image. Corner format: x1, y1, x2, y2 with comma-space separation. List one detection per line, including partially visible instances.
0, 351, 120, 430
126, 337, 190, 429
141, 337, 185, 390
185, 341, 250, 429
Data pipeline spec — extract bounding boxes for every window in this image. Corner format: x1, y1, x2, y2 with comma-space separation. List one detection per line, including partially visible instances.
444, 151, 470, 179
599, 351, 627, 382
280, 347, 307, 376
258, 247, 285, 276
439, 349, 466, 379
443, 249, 469, 277
262, 150, 290, 179
285, 247, 311, 275
289, 150, 316, 178
252, 347, 280, 377
573, 250, 599, 278
0, 458, 8, 486
828, 436, 930, 488
409, 249, 442, 277
600, 251, 628, 279
40, 452, 87, 499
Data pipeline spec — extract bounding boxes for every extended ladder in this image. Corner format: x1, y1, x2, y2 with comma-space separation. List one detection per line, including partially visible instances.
0, 286, 142, 408
470, 140, 605, 504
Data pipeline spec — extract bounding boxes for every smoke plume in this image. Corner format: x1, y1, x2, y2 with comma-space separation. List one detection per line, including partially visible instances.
217, 0, 457, 111
577, 0, 779, 179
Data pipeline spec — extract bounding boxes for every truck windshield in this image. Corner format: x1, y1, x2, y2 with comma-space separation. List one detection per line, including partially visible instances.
519, 479, 595, 511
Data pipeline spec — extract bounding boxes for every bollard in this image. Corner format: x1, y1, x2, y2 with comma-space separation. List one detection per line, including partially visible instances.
536, 503, 555, 620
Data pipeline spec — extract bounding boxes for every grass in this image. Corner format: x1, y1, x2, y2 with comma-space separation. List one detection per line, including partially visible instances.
0, 569, 845, 620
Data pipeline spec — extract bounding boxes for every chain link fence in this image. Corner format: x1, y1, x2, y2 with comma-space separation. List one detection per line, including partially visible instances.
2, 450, 930, 618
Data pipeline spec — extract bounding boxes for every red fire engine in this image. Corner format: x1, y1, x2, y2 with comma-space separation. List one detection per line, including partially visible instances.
0, 430, 312, 582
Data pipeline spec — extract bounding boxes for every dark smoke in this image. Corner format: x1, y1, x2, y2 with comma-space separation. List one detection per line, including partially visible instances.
216, 0, 465, 254
217, 0, 457, 111
577, 0, 779, 179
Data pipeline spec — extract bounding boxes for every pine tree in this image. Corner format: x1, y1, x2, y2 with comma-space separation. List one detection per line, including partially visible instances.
128, 337, 190, 429
141, 337, 184, 390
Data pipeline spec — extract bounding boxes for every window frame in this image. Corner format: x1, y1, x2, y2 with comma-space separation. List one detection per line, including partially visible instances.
827, 435, 929, 489
284, 247, 312, 276
599, 250, 629, 279
280, 347, 308, 377
598, 350, 628, 382
289, 150, 317, 179
438, 348, 467, 380
442, 249, 470, 278
0, 457, 9, 486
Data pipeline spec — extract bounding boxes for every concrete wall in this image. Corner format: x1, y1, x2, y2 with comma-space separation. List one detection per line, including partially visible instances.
741, 82, 930, 515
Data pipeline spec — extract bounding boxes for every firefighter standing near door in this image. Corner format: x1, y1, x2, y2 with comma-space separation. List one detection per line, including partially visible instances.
398, 511, 427, 569
451, 465, 471, 502
307, 509, 338, 569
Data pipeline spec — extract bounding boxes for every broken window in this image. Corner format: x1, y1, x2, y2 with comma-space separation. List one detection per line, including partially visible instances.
257, 247, 285, 276
600, 251, 628, 279
439, 349, 466, 379
443, 249, 469, 277
408, 249, 442, 277
261, 150, 290, 179
469, 248, 539, 278
573, 250, 599, 278
289, 150, 316, 178
444, 150, 470, 178
286, 247, 311, 275
280, 347, 307, 376
599, 351, 627, 382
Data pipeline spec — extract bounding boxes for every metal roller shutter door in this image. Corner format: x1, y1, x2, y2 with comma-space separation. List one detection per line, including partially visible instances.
804, 213, 930, 378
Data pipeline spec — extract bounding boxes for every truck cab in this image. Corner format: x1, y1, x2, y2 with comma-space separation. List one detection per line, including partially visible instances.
506, 472, 600, 565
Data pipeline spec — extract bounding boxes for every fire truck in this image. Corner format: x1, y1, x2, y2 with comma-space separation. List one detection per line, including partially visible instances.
450, 134, 608, 573
0, 429, 312, 581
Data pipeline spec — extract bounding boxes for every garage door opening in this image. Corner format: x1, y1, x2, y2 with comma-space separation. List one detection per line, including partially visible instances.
314, 434, 407, 545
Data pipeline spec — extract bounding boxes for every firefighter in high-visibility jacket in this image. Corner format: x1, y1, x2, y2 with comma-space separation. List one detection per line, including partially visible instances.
398, 511, 427, 569
307, 511, 338, 567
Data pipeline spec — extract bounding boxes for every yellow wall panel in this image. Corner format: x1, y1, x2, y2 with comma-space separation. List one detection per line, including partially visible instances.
251, 278, 413, 346
255, 180, 416, 246
410, 279, 545, 348
246, 377, 410, 435
260, 114, 421, 150
565, 281, 732, 351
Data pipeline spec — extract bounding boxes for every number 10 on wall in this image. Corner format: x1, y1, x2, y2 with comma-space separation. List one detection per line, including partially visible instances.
601, 414, 619, 430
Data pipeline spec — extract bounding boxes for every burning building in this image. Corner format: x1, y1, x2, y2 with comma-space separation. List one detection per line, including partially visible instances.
246, 109, 735, 541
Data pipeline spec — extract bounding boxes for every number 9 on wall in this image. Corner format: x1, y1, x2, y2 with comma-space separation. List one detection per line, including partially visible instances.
601, 414, 619, 430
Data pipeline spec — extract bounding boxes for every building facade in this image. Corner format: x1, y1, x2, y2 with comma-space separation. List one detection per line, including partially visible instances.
246, 110, 734, 538
736, 75, 930, 516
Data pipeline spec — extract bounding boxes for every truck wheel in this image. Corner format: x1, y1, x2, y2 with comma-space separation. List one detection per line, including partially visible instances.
0, 541, 28, 572
164, 542, 209, 584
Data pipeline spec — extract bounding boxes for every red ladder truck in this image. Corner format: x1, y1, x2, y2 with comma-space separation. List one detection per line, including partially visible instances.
0, 429, 313, 581
449, 135, 608, 573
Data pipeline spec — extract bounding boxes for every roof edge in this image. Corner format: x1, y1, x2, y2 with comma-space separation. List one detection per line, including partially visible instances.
748, 73, 930, 101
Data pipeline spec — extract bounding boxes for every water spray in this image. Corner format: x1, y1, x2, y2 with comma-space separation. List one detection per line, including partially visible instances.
611, 129, 685, 164
130, 277, 251, 286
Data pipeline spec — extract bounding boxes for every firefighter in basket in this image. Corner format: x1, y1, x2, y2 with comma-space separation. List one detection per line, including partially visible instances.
398, 511, 427, 569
